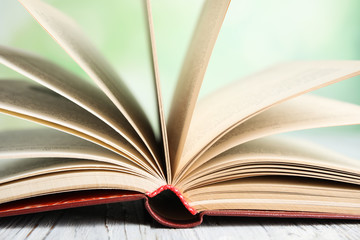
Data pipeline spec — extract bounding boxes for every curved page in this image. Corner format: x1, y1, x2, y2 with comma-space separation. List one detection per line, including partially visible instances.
0, 170, 161, 205
167, 0, 231, 177
0, 80, 162, 176
179, 136, 360, 189
0, 128, 160, 178
186, 176, 360, 214
0, 46, 154, 168
176, 61, 360, 175
19, 0, 160, 165
0, 158, 117, 185
144, 0, 170, 179
174, 94, 360, 182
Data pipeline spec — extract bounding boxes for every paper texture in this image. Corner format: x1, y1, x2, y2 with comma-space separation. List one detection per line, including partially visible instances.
167, 0, 231, 177
0, 128, 163, 179
19, 0, 160, 167
174, 94, 360, 182
0, 46, 156, 168
176, 61, 360, 176
0, 80, 164, 172
145, 0, 169, 179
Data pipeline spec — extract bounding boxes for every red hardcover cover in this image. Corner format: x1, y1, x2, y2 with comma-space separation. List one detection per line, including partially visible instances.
1, 188, 360, 228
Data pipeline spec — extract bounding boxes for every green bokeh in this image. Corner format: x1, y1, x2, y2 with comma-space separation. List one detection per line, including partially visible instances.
0, 0, 359, 133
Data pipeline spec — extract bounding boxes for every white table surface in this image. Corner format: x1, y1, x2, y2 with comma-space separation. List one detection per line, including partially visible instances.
1, 200, 360, 240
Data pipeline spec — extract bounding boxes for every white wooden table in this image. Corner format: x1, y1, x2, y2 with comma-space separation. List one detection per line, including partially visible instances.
1, 200, 360, 240
0, 132, 359, 240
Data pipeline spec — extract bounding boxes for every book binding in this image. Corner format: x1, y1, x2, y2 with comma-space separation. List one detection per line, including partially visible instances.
1, 190, 360, 228
146, 185, 197, 215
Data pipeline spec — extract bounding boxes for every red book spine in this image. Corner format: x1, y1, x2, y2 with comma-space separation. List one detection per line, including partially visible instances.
146, 185, 197, 215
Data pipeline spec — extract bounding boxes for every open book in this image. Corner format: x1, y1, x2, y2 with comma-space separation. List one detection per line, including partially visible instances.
1, 0, 360, 228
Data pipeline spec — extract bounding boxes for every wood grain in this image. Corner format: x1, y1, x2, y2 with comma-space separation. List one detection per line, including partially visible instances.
0, 200, 360, 240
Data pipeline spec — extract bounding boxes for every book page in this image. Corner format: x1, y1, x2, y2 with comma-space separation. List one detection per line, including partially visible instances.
0, 46, 156, 171
0, 80, 163, 177
178, 136, 360, 190
0, 170, 162, 205
19, 0, 160, 166
175, 61, 360, 176
0, 158, 113, 184
0, 131, 167, 203
173, 94, 360, 182
0, 128, 161, 178
185, 176, 360, 214
167, 0, 231, 175
145, 0, 170, 180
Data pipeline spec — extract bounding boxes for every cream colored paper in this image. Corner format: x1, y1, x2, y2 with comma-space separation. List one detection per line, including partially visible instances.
19, 0, 160, 166
145, 0, 170, 179
178, 136, 360, 189
0, 158, 115, 184
174, 94, 360, 182
0, 46, 155, 167
0, 128, 158, 175
176, 61, 360, 175
167, 0, 231, 175
0, 170, 163, 205
0, 80, 164, 176
186, 177, 360, 213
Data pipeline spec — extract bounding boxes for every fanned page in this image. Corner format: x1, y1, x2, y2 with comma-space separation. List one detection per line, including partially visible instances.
0, 128, 164, 185
144, 0, 170, 180
173, 94, 360, 183
167, 0, 231, 178
0, 132, 166, 206
18, 0, 161, 168
187, 177, 360, 214
0, 129, 138, 169
0, 46, 159, 173
174, 61, 360, 177
183, 137, 360, 213
0, 80, 162, 172
0, 169, 159, 205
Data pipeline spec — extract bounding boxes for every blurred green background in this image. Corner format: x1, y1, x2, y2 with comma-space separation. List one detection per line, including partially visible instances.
0, 0, 359, 133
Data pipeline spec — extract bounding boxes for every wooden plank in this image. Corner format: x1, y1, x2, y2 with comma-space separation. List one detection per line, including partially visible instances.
0, 201, 360, 240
